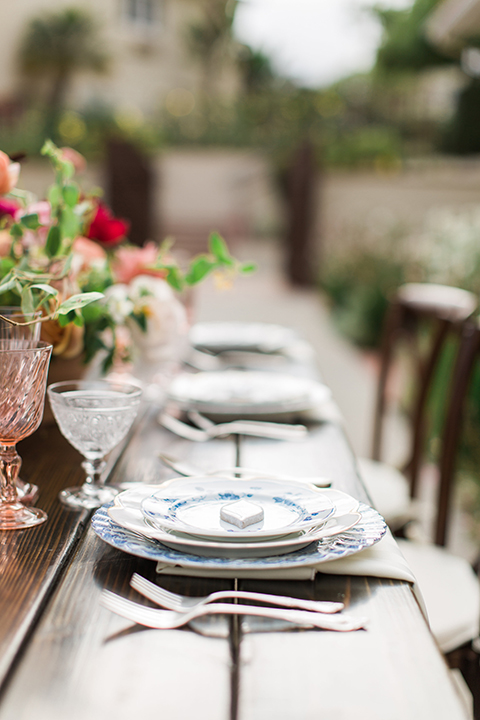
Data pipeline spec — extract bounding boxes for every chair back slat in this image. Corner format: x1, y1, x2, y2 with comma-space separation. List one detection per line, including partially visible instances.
371, 284, 477, 520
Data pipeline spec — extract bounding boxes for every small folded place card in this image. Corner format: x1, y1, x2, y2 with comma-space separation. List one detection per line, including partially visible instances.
220, 500, 264, 528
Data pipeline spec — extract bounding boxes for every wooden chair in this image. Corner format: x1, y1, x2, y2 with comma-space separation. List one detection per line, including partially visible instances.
395, 317, 480, 715
357, 287, 480, 714
357, 282, 478, 533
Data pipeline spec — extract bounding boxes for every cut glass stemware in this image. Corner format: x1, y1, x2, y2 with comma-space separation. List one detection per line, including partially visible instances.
0, 308, 42, 505
47, 380, 142, 510
0, 341, 52, 530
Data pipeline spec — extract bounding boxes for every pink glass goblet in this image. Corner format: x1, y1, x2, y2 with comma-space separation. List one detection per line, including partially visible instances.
0, 341, 52, 530
0, 307, 42, 504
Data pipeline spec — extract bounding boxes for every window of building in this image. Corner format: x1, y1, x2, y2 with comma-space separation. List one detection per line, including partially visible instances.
120, 0, 162, 31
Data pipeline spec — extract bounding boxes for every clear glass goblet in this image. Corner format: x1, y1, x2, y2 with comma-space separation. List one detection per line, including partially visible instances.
0, 307, 42, 504
0, 341, 52, 530
47, 380, 142, 510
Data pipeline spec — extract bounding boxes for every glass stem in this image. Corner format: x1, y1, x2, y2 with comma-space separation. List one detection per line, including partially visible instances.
82, 458, 107, 488
0, 444, 21, 505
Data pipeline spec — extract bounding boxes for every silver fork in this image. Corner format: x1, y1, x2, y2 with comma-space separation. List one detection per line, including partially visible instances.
130, 573, 344, 614
158, 453, 332, 488
159, 412, 307, 442
100, 590, 367, 631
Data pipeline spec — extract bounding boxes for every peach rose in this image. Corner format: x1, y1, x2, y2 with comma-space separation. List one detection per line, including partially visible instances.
111, 242, 167, 284
60, 147, 87, 174
0, 230, 12, 257
73, 236, 107, 270
40, 318, 84, 359
0, 150, 20, 195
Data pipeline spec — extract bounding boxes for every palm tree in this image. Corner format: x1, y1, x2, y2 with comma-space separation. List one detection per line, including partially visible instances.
18, 7, 108, 137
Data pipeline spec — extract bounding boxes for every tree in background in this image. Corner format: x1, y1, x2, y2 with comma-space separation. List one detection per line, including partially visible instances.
374, 0, 451, 73
186, 0, 239, 100
18, 8, 108, 140
371, 0, 480, 154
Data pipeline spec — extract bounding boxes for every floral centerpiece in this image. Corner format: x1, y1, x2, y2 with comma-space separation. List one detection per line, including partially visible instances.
0, 141, 254, 374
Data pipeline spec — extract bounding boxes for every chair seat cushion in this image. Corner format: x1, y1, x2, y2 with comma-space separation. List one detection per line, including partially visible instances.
357, 457, 413, 529
398, 539, 480, 653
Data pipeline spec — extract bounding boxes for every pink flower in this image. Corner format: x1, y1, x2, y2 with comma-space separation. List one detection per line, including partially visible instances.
111, 242, 167, 284
0, 198, 20, 220
0, 150, 20, 195
22, 201, 51, 226
60, 147, 87, 174
87, 202, 130, 247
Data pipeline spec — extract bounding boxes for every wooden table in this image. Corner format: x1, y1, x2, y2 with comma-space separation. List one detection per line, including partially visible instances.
0, 391, 470, 720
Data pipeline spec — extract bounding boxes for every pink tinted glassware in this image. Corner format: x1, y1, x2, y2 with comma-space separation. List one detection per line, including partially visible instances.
0, 307, 42, 504
0, 341, 52, 530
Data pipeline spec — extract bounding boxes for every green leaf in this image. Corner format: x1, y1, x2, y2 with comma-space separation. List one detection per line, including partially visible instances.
10, 223, 23, 238
20, 287, 34, 316
208, 232, 234, 267
57, 312, 72, 327
0, 272, 16, 294
56, 291, 104, 315
73, 312, 84, 328
131, 311, 147, 332
164, 265, 184, 291
48, 184, 62, 207
63, 184, 80, 208
46, 225, 61, 257
20, 213, 41, 230
60, 205, 80, 239
240, 262, 256, 273
29, 283, 58, 298
185, 256, 217, 285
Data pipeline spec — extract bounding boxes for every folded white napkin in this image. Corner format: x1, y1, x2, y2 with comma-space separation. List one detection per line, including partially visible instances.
156, 529, 426, 617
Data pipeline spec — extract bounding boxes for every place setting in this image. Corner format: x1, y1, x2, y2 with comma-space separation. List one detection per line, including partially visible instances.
91, 470, 387, 574
158, 366, 337, 442
185, 321, 315, 371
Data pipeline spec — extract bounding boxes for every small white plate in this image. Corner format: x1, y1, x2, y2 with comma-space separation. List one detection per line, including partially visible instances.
108, 504, 362, 558
140, 476, 335, 541
167, 371, 331, 417
189, 322, 298, 354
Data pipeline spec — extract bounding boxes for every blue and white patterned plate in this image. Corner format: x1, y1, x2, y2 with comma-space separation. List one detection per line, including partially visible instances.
140, 476, 335, 540
91, 501, 387, 571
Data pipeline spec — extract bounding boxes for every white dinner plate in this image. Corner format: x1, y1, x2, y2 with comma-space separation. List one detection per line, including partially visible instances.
108, 504, 362, 558
92, 500, 386, 571
166, 371, 331, 417
140, 476, 335, 540
189, 322, 298, 354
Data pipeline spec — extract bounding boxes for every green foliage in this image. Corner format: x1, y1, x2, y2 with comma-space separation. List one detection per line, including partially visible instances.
373, 0, 452, 74
323, 125, 403, 169
321, 249, 407, 348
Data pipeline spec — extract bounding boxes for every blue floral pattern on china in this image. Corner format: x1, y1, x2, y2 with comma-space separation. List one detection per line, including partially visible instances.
91, 502, 387, 571
140, 476, 335, 539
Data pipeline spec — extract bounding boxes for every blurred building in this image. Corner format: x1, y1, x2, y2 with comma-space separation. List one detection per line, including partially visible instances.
0, 0, 242, 117
427, 0, 480, 53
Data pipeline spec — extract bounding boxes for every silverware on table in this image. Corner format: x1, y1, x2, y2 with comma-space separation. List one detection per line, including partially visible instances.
100, 590, 367, 631
130, 573, 344, 614
158, 453, 332, 488
159, 412, 308, 442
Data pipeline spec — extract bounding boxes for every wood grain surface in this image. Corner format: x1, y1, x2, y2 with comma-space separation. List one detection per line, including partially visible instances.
0, 404, 470, 719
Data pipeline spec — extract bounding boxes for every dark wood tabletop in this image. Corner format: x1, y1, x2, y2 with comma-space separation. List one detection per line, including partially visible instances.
0, 390, 470, 720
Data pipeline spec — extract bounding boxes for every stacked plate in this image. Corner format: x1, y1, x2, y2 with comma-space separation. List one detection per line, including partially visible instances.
92, 476, 387, 571
189, 322, 298, 355
166, 371, 331, 420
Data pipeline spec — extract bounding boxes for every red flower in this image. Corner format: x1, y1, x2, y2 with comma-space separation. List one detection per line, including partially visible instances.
87, 202, 130, 247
